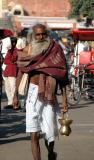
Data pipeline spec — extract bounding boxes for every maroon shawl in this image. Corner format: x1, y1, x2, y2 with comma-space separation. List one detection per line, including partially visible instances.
19, 40, 67, 81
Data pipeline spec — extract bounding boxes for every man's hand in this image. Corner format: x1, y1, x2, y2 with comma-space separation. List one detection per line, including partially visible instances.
61, 104, 68, 114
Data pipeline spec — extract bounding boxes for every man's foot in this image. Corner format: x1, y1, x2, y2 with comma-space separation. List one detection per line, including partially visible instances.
4, 105, 13, 109
48, 152, 57, 160
13, 106, 22, 111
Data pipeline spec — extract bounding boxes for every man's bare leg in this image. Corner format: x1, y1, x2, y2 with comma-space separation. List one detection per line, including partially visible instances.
31, 132, 41, 160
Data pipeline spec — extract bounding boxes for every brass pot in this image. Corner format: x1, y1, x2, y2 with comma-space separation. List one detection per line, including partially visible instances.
58, 114, 73, 136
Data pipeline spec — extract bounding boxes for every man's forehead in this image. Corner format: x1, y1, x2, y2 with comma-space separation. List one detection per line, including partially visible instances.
35, 27, 45, 33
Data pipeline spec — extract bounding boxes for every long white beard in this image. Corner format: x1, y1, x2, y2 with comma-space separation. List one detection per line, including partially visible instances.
31, 37, 51, 57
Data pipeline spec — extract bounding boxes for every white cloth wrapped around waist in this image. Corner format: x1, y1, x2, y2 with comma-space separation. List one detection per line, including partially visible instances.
26, 83, 61, 143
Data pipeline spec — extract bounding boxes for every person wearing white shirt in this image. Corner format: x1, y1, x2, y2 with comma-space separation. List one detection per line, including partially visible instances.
16, 32, 26, 50
1, 37, 11, 71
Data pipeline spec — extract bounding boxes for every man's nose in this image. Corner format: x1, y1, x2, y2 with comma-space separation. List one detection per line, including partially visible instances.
39, 34, 44, 39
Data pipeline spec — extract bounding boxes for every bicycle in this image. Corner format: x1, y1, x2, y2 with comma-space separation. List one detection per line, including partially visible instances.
67, 62, 94, 106
66, 65, 81, 106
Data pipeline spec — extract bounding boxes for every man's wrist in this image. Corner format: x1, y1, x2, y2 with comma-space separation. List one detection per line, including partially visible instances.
14, 90, 18, 96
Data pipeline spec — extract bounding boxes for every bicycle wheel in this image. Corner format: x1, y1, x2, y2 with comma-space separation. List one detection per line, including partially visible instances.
66, 81, 81, 106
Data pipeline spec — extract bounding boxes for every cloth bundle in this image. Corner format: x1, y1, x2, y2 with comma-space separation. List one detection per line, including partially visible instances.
18, 45, 31, 96
18, 73, 28, 96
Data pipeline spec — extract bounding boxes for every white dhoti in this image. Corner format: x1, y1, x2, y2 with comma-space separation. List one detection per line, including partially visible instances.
4, 77, 16, 105
26, 83, 61, 143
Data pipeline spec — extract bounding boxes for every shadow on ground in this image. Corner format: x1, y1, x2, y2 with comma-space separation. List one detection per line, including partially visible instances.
0, 108, 29, 145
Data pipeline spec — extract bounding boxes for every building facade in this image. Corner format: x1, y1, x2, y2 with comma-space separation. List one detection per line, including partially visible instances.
7, 0, 71, 17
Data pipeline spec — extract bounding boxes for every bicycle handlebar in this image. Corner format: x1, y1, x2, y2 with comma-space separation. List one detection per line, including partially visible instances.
77, 61, 94, 69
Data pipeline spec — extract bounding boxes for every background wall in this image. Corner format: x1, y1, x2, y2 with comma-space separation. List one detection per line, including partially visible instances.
7, 0, 71, 17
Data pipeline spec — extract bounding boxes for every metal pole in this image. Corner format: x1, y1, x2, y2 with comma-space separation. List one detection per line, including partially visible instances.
0, 55, 2, 114
0, 41, 2, 114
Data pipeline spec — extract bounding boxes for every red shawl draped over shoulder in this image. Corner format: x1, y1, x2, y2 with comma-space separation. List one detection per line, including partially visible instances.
19, 40, 67, 81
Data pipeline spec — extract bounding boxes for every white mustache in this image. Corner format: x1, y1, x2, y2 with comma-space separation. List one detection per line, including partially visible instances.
34, 37, 50, 43
31, 38, 51, 57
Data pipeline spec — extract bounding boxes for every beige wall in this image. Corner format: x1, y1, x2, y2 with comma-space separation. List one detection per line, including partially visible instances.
0, 0, 2, 17
0, 0, 7, 17
2, 0, 7, 9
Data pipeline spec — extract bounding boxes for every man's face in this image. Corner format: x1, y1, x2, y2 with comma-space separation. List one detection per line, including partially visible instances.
31, 26, 50, 57
34, 27, 47, 42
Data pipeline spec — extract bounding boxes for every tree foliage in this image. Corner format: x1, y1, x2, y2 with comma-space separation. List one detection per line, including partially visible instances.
70, 0, 94, 18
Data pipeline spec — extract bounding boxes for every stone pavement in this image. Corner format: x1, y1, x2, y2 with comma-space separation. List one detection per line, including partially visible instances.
0, 93, 94, 160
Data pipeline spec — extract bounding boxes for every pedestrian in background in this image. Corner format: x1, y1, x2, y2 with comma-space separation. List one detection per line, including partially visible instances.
16, 32, 26, 51
3, 37, 19, 109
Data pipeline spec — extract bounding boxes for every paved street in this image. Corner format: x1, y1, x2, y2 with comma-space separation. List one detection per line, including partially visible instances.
0, 90, 94, 160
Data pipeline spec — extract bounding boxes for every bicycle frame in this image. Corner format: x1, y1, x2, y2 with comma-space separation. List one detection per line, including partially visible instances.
67, 29, 94, 105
